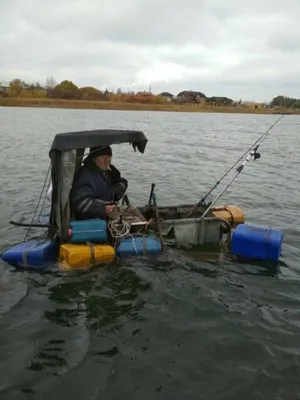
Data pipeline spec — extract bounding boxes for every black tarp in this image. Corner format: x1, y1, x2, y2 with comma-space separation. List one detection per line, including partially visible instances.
49, 129, 148, 154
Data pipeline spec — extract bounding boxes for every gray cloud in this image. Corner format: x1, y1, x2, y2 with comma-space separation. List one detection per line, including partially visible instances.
0, 0, 299, 101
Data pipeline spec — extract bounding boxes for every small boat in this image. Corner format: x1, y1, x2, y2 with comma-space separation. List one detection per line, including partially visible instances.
1, 129, 284, 270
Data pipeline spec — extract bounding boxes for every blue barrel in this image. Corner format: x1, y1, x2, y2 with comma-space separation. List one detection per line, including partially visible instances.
116, 235, 162, 258
1, 240, 58, 269
231, 223, 283, 262
69, 219, 108, 244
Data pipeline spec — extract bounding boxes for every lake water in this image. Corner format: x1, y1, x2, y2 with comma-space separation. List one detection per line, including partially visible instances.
0, 106, 299, 399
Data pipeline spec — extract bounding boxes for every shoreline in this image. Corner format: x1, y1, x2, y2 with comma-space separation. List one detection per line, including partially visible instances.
0, 97, 297, 115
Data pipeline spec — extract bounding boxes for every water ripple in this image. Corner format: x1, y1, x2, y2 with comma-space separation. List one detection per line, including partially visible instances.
0, 107, 299, 399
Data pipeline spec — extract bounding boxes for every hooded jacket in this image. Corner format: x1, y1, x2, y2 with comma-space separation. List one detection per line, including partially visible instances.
69, 156, 128, 220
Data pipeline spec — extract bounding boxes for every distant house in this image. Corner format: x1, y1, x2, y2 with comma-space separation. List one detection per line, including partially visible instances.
136, 91, 153, 97
176, 90, 206, 104
27, 84, 48, 95
240, 100, 265, 109
244, 101, 265, 109
158, 92, 174, 101
34, 84, 47, 93
103, 89, 113, 99
0, 81, 10, 97
207, 96, 234, 106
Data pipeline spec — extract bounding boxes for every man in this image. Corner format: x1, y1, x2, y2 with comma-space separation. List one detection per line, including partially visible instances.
70, 145, 128, 220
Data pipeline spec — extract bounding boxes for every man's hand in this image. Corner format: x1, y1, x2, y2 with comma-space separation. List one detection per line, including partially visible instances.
105, 205, 116, 215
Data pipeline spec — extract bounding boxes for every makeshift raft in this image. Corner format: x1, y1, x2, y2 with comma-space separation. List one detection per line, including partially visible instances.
1, 129, 284, 270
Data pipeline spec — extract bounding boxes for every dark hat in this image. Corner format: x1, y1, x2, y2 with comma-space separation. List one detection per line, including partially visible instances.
90, 145, 112, 158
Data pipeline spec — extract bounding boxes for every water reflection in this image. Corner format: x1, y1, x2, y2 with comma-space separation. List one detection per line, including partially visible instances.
28, 340, 67, 373
0, 109, 299, 399
43, 267, 151, 331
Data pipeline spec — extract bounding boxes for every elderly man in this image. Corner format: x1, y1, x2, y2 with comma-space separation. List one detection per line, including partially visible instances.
70, 145, 128, 220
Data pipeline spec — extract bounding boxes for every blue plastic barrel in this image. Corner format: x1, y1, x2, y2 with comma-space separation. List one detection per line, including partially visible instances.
116, 235, 162, 258
231, 223, 283, 262
1, 240, 58, 269
69, 219, 108, 244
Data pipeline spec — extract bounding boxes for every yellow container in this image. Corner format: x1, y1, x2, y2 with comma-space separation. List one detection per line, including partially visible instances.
211, 205, 245, 227
59, 243, 115, 270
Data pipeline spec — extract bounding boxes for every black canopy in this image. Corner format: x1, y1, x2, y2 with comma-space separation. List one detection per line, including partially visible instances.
49, 129, 148, 154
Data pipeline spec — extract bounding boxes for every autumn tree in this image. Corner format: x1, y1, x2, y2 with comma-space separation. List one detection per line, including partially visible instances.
270, 95, 298, 108
8, 79, 27, 97
18, 85, 47, 99
52, 80, 80, 99
79, 86, 103, 100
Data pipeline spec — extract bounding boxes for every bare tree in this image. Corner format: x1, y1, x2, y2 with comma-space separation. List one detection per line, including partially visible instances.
45, 76, 56, 89
45, 76, 56, 97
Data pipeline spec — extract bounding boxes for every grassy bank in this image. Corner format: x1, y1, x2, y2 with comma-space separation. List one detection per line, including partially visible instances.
0, 97, 297, 115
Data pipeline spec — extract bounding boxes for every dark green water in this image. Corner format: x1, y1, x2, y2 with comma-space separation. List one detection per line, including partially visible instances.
0, 107, 299, 399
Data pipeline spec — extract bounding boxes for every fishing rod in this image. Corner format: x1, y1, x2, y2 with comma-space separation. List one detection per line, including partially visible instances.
198, 145, 261, 221
186, 103, 297, 217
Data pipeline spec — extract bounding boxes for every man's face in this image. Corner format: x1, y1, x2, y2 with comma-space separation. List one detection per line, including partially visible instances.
95, 154, 112, 170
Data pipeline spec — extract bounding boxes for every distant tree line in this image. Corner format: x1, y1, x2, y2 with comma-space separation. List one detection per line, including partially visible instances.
270, 95, 300, 109
1, 77, 299, 109
1, 77, 167, 104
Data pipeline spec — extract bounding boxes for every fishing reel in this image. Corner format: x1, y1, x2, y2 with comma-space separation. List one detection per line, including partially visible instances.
253, 144, 261, 160
202, 193, 214, 208
236, 147, 261, 173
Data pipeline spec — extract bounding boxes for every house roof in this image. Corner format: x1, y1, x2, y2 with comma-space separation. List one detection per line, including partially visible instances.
210, 96, 233, 102
159, 92, 174, 97
177, 90, 206, 98
136, 91, 153, 96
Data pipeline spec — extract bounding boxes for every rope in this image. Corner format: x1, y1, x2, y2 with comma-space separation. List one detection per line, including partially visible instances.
24, 162, 52, 242
108, 219, 131, 239
107, 218, 140, 255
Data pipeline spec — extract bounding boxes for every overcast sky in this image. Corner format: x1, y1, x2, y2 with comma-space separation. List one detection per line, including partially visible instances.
0, 0, 299, 101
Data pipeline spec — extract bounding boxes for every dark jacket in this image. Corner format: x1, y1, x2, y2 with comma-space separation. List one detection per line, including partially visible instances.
70, 157, 128, 220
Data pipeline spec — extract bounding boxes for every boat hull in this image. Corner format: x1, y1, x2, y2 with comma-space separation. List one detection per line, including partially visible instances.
138, 203, 242, 248
2, 204, 264, 269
